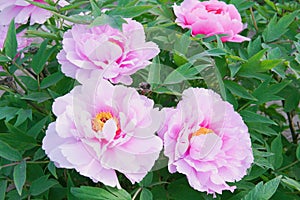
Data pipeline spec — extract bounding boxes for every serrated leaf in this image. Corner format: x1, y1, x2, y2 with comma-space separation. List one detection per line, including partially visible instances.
140, 188, 153, 200
29, 175, 58, 196
224, 80, 257, 100
0, 106, 19, 121
240, 110, 277, 125
242, 176, 282, 200
0, 140, 22, 161
15, 109, 32, 126
13, 160, 26, 196
262, 11, 299, 42
91, 14, 127, 30
4, 20, 17, 59
107, 5, 153, 18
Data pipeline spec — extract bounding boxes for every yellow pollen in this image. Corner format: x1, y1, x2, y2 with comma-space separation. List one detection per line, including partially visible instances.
92, 112, 114, 132
192, 127, 213, 137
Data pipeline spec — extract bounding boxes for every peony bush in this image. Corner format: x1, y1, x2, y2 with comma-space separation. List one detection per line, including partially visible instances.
0, 0, 299, 200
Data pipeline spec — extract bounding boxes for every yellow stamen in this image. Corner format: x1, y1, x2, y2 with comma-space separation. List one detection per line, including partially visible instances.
192, 127, 213, 137
92, 112, 114, 132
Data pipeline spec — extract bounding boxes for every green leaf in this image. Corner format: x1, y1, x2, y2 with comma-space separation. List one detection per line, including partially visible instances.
29, 175, 58, 196
0, 122, 37, 151
18, 76, 38, 91
269, 135, 283, 169
164, 63, 207, 84
247, 36, 262, 57
282, 176, 300, 191
262, 11, 299, 42
139, 172, 153, 187
47, 162, 57, 179
0, 140, 22, 161
4, 20, 17, 59
242, 176, 282, 200
224, 80, 257, 100
26, 30, 59, 40
140, 188, 153, 200
296, 143, 300, 160
0, 55, 10, 63
40, 72, 64, 89
13, 160, 26, 196
22, 92, 51, 103
0, 106, 19, 121
31, 40, 56, 74
71, 186, 128, 200
15, 109, 32, 126
91, 14, 127, 30
147, 56, 161, 87
27, 116, 49, 138
90, 0, 102, 17
0, 180, 7, 200
105, 187, 131, 200
174, 31, 192, 55
107, 5, 154, 18
240, 110, 277, 125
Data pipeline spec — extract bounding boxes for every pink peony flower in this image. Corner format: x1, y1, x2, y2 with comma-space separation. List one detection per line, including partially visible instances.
0, 24, 33, 51
42, 77, 163, 187
173, 0, 250, 42
158, 88, 253, 197
0, 0, 68, 25
57, 19, 160, 85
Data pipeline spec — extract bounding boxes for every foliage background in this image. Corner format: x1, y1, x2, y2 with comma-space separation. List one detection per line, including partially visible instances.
0, 0, 299, 199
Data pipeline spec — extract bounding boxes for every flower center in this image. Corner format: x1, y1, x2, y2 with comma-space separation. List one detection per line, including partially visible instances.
192, 127, 214, 137
92, 112, 121, 137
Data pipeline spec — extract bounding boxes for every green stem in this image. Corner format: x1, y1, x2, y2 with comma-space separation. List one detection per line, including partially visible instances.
277, 160, 300, 172
132, 187, 142, 200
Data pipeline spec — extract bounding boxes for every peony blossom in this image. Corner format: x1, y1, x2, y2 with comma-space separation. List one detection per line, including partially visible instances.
0, 0, 68, 25
57, 19, 159, 85
158, 88, 253, 197
42, 77, 163, 187
173, 0, 250, 42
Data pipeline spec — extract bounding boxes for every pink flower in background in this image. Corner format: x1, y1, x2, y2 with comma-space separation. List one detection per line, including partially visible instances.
158, 88, 253, 197
57, 19, 159, 85
0, 24, 33, 51
42, 77, 163, 187
0, 0, 68, 25
173, 0, 250, 42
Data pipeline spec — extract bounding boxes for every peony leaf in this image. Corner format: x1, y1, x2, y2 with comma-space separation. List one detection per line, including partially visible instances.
224, 80, 257, 100
0, 140, 22, 161
13, 160, 26, 196
269, 135, 283, 169
29, 175, 58, 196
0, 180, 7, 200
140, 188, 153, 200
3, 20, 17, 59
71, 186, 130, 200
242, 176, 282, 200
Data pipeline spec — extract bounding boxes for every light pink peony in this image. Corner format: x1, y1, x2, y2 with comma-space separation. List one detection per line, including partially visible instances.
0, 24, 33, 51
173, 0, 250, 42
158, 88, 253, 197
0, 0, 68, 25
42, 77, 163, 187
57, 19, 160, 85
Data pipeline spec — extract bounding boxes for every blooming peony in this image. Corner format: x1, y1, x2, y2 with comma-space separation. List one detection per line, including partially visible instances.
173, 0, 250, 42
57, 19, 159, 85
0, 0, 68, 25
42, 77, 163, 187
158, 88, 253, 197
